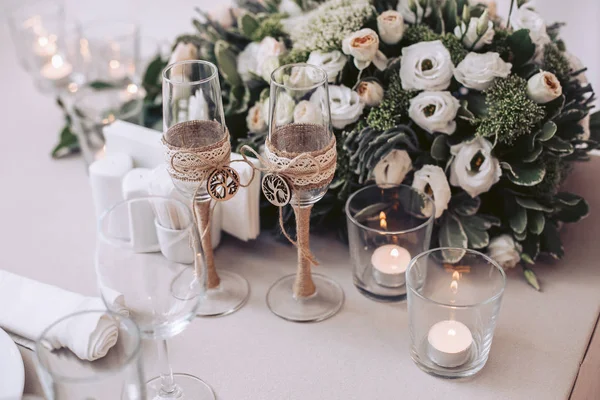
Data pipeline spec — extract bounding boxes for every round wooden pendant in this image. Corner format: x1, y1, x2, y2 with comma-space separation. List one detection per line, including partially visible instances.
207, 166, 240, 201
262, 173, 291, 207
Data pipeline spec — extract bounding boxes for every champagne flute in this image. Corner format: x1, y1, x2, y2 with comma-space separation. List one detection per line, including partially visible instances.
264, 63, 344, 322
162, 60, 250, 317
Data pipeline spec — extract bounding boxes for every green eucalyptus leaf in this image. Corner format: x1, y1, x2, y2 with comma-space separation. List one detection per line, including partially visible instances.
507, 29, 535, 66
522, 141, 543, 163
238, 12, 260, 37
555, 192, 583, 206
459, 214, 492, 231
515, 197, 553, 212
528, 210, 545, 235
510, 205, 527, 234
480, 214, 501, 227
506, 162, 546, 186
439, 214, 468, 263
555, 198, 590, 223
514, 229, 527, 241
89, 81, 117, 90
541, 222, 564, 259
460, 218, 489, 249
521, 233, 540, 261
523, 268, 541, 291
544, 136, 574, 154
454, 197, 481, 217
538, 121, 557, 141
521, 253, 535, 265
431, 134, 450, 161
51, 124, 79, 158
215, 40, 242, 87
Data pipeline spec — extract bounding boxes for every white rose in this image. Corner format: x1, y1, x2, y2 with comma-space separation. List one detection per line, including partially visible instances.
377, 10, 405, 45
412, 165, 451, 219
357, 81, 384, 107
510, 6, 551, 63
189, 90, 208, 121
450, 137, 501, 198
579, 114, 591, 141
373, 149, 412, 186
342, 28, 380, 70
400, 40, 454, 91
263, 92, 295, 126
454, 52, 512, 91
306, 50, 347, 83
454, 17, 494, 51
487, 234, 522, 269
527, 70, 562, 104
312, 85, 364, 130
246, 102, 266, 133
237, 42, 260, 82
409, 91, 460, 135
396, 0, 431, 24
260, 56, 280, 82
257, 37, 286, 60
278, 0, 303, 17
293, 100, 323, 125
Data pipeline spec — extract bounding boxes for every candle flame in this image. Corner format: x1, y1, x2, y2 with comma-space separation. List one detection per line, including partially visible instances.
379, 211, 387, 230
109, 59, 121, 69
126, 83, 138, 94
452, 271, 460, 281
448, 329, 456, 336
390, 248, 399, 258
51, 54, 64, 68
450, 280, 458, 294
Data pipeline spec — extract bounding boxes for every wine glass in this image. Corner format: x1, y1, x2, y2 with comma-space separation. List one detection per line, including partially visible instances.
162, 60, 250, 317
95, 196, 215, 399
265, 63, 344, 322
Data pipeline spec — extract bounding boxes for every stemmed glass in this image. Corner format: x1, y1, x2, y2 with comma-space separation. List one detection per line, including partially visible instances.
264, 63, 344, 322
162, 60, 250, 317
95, 197, 215, 399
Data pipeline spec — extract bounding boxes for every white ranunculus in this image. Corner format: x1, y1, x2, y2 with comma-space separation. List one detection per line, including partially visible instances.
377, 10, 405, 45
412, 165, 451, 219
527, 70, 562, 104
510, 5, 551, 63
189, 90, 208, 121
260, 56, 280, 82
278, 0, 303, 17
342, 28, 380, 70
237, 42, 260, 82
312, 85, 364, 129
246, 102, 266, 133
293, 100, 322, 125
400, 40, 454, 91
306, 50, 347, 83
487, 234, 522, 269
357, 81, 384, 107
454, 52, 512, 91
397, 0, 431, 24
373, 149, 412, 186
579, 114, 591, 141
409, 91, 460, 135
454, 17, 494, 51
263, 92, 295, 126
450, 137, 501, 198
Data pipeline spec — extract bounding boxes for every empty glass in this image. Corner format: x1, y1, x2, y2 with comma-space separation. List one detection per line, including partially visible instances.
95, 197, 215, 399
406, 248, 506, 378
35, 310, 144, 399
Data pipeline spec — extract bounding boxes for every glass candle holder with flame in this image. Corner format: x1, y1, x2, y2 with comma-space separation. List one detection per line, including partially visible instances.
345, 184, 435, 302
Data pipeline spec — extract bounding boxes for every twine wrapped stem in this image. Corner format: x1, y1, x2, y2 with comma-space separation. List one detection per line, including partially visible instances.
293, 205, 316, 298
194, 199, 220, 289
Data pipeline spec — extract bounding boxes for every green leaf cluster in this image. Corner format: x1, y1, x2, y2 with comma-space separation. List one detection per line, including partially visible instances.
400, 26, 467, 65
543, 43, 571, 83
366, 75, 417, 131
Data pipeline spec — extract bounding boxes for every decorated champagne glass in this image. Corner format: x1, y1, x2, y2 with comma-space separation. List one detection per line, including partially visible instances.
264, 63, 344, 322
162, 60, 249, 317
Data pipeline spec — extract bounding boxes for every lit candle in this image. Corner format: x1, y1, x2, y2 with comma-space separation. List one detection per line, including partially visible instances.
33, 35, 57, 57
40, 54, 73, 81
371, 244, 411, 287
427, 320, 473, 368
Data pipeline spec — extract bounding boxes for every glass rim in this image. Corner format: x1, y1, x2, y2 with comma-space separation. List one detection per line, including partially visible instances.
34, 309, 142, 383
98, 196, 193, 247
406, 247, 507, 308
7, 0, 64, 21
270, 63, 328, 91
345, 183, 436, 235
162, 60, 219, 86
78, 19, 139, 40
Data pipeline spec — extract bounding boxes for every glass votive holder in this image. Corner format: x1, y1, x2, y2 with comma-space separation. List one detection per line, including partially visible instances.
406, 248, 506, 378
345, 184, 435, 302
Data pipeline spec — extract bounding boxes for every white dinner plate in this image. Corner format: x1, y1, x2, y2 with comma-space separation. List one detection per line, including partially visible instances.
0, 328, 25, 399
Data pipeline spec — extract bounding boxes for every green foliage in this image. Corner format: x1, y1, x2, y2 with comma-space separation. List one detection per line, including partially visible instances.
543, 43, 571, 83
366, 75, 417, 131
476, 75, 545, 143
440, 33, 468, 65
280, 49, 310, 65
250, 14, 286, 41
488, 27, 511, 61
400, 25, 466, 65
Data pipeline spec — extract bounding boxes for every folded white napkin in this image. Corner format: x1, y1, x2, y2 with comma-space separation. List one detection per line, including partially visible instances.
0, 270, 122, 361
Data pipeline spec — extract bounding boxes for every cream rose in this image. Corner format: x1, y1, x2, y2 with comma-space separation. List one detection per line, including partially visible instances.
306, 50, 347, 83
487, 234, 522, 269
260, 56, 280, 82
237, 42, 260, 82
510, 6, 551, 63
293, 100, 322, 125
263, 92, 295, 126
312, 85, 364, 129
377, 10, 405, 45
454, 17, 494, 51
246, 102, 266, 133
412, 165, 451, 219
450, 137, 501, 198
400, 40, 454, 91
373, 149, 412, 186
527, 71, 562, 104
342, 28, 380, 70
396, 0, 431, 24
357, 81, 384, 107
454, 52, 512, 91
409, 91, 460, 135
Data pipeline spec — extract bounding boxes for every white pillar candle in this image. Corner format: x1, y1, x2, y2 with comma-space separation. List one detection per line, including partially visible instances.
427, 320, 473, 368
371, 244, 411, 287
122, 168, 159, 253
40, 54, 72, 81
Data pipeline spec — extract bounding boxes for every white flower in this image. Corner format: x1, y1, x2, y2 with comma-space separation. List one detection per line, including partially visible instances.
263, 92, 295, 126
373, 149, 412, 186
454, 17, 494, 51
400, 41, 454, 91
397, 0, 431, 24
454, 52, 512, 91
237, 42, 260, 82
527, 70, 562, 104
357, 81, 384, 107
377, 10, 405, 45
487, 234, 522, 269
450, 137, 501, 198
189, 90, 208, 121
168, 42, 198, 81
313, 85, 364, 129
278, 0, 303, 17
579, 114, 591, 141
510, 5, 551, 63
409, 91, 460, 135
293, 100, 323, 125
412, 165, 451, 219
260, 56, 280, 82
238, 37, 286, 82
246, 102, 266, 133
342, 28, 380, 70
307, 50, 347, 83
257, 37, 286, 60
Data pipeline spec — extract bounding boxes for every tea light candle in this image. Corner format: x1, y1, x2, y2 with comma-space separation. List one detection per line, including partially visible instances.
371, 244, 411, 287
33, 35, 57, 57
427, 320, 473, 368
40, 54, 72, 81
